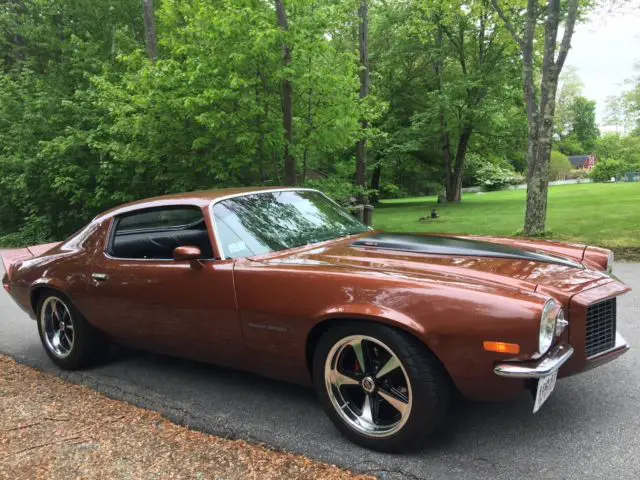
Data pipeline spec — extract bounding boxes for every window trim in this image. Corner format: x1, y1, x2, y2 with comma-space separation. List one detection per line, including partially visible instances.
208, 187, 367, 261
105, 204, 216, 261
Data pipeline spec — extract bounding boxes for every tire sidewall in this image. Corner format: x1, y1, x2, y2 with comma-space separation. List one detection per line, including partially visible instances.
313, 321, 448, 452
36, 290, 94, 370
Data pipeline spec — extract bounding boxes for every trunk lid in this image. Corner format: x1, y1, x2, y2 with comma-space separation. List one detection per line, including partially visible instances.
1, 242, 60, 280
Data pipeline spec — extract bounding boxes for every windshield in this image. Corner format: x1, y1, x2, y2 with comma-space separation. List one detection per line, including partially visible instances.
212, 190, 369, 259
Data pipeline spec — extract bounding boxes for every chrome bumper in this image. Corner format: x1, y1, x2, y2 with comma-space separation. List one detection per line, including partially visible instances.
494, 343, 574, 379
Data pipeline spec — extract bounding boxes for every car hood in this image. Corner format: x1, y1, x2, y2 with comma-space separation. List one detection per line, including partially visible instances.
258, 232, 612, 295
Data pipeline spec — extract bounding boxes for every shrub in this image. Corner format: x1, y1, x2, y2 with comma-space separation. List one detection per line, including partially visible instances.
549, 151, 573, 180
474, 162, 520, 191
508, 173, 525, 186
565, 169, 589, 180
589, 158, 628, 182
463, 153, 520, 190
378, 183, 409, 200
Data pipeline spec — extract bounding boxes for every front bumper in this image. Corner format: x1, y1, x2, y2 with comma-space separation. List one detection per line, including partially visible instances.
493, 343, 574, 378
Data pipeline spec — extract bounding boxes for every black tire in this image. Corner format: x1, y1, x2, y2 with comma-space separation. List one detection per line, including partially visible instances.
312, 321, 451, 453
36, 289, 108, 370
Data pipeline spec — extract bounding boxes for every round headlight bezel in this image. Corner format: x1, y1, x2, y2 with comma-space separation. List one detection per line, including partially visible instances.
538, 299, 557, 356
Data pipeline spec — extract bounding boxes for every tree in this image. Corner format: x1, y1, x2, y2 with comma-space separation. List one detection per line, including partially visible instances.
601, 60, 640, 136
556, 95, 599, 155
554, 66, 583, 139
568, 96, 599, 152
604, 95, 626, 134
412, 0, 522, 202
595, 133, 640, 165
492, 0, 581, 235
355, 0, 370, 203
275, 0, 296, 186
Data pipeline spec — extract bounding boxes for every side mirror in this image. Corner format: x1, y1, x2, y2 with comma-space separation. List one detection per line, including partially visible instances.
173, 246, 202, 268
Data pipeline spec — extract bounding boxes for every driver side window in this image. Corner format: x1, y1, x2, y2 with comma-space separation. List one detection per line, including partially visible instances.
109, 207, 214, 260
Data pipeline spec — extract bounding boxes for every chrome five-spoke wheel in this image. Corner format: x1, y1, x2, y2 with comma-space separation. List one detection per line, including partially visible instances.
314, 323, 451, 452
40, 296, 75, 358
37, 290, 108, 369
324, 335, 412, 438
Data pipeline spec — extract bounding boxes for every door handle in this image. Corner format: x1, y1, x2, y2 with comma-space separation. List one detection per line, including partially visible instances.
92, 273, 108, 282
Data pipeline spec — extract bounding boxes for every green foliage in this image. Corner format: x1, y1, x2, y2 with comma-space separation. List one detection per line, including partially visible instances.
555, 95, 599, 155
463, 153, 522, 190
474, 163, 520, 191
595, 133, 640, 165
565, 168, 589, 180
549, 151, 573, 181
604, 61, 640, 135
378, 183, 405, 200
0, 0, 592, 245
0, 0, 365, 244
568, 97, 600, 152
304, 177, 360, 206
368, 0, 525, 198
589, 159, 630, 182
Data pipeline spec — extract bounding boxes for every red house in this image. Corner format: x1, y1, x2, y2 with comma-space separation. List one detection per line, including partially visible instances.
568, 154, 597, 171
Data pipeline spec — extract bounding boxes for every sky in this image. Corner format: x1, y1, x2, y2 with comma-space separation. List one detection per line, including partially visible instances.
566, 7, 640, 130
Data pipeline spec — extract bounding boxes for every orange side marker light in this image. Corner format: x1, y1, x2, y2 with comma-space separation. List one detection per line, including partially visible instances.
483, 341, 520, 355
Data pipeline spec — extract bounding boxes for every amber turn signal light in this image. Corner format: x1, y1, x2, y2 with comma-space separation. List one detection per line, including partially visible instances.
483, 341, 520, 355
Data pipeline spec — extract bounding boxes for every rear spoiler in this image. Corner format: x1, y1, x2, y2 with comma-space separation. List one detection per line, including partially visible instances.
2, 249, 31, 292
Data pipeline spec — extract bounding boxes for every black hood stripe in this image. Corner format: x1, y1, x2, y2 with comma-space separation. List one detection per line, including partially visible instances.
351, 233, 583, 269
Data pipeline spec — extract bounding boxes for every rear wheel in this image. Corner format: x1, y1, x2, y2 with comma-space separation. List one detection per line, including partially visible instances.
313, 322, 451, 452
37, 291, 107, 369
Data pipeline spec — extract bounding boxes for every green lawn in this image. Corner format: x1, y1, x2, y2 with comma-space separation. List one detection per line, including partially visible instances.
374, 183, 640, 255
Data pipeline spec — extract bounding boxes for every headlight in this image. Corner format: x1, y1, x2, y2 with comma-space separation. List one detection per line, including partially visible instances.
555, 309, 568, 336
539, 299, 557, 355
607, 251, 614, 273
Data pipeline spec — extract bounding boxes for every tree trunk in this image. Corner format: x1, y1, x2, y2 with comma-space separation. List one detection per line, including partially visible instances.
447, 124, 473, 203
440, 115, 455, 203
255, 67, 266, 183
492, 0, 578, 236
370, 164, 381, 203
356, 0, 370, 203
433, 25, 455, 203
142, 0, 158, 62
302, 146, 309, 184
275, 0, 296, 186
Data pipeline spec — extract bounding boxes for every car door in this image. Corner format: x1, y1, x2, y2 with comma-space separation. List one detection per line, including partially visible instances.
84, 205, 242, 366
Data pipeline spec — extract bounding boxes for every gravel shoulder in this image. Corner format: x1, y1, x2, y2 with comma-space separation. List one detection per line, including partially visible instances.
0, 355, 372, 480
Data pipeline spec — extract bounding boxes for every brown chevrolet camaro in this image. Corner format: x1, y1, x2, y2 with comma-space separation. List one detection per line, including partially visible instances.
1, 187, 631, 452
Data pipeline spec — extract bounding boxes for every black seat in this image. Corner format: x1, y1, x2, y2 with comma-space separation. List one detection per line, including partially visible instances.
112, 228, 214, 259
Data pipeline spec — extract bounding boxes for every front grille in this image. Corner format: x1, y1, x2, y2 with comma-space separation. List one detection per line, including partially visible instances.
585, 298, 617, 357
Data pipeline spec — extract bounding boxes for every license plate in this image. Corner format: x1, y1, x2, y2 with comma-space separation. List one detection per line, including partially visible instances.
533, 369, 558, 413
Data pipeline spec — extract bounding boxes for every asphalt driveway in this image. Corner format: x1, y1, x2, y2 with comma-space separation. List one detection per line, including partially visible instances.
1, 262, 639, 480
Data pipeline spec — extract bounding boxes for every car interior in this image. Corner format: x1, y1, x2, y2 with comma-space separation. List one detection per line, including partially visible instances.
109, 208, 214, 260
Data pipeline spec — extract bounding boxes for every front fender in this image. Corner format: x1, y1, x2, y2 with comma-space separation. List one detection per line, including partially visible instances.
314, 303, 426, 337
310, 275, 552, 401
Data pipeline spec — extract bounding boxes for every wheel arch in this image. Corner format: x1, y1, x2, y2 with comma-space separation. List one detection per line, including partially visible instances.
30, 283, 67, 316
304, 313, 444, 376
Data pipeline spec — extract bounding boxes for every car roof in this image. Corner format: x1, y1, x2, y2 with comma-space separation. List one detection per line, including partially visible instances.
94, 186, 312, 221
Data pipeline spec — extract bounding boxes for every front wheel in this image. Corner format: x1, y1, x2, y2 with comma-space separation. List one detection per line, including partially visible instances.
313, 322, 451, 452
